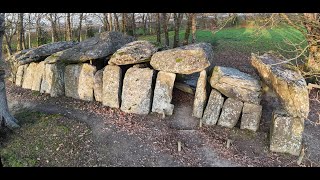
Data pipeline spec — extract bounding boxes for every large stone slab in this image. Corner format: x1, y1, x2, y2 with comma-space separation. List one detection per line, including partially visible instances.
240, 102, 262, 132
15, 64, 28, 87
22, 62, 38, 89
251, 53, 309, 118
18, 41, 78, 65
40, 63, 65, 97
121, 67, 154, 114
44, 31, 135, 64
150, 43, 213, 74
270, 109, 304, 156
94, 69, 103, 102
210, 66, 262, 104
109, 40, 158, 65
192, 70, 207, 118
151, 71, 176, 116
102, 65, 122, 108
65, 64, 96, 101
201, 89, 224, 125
217, 98, 243, 128
31, 61, 46, 91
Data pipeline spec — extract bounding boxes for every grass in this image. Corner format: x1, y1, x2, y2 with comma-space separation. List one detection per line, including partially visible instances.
138, 25, 308, 59
0, 110, 92, 167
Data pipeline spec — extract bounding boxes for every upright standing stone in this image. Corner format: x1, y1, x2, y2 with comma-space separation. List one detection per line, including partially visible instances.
31, 61, 46, 91
15, 64, 28, 87
102, 65, 122, 108
240, 103, 262, 131
40, 63, 65, 97
152, 71, 176, 116
121, 67, 154, 114
192, 70, 207, 118
202, 89, 224, 125
94, 69, 103, 102
270, 109, 304, 156
217, 98, 243, 128
22, 62, 38, 89
65, 64, 96, 101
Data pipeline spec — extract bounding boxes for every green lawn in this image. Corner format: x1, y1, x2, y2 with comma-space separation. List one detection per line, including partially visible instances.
138, 26, 307, 58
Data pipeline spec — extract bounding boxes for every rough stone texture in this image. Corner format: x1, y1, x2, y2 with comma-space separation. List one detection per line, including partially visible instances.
94, 69, 103, 102
270, 109, 304, 156
121, 67, 154, 114
109, 40, 158, 65
15, 64, 28, 87
44, 31, 135, 64
22, 62, 38, 89
40, 63, 65, 97
240, 102, 262, 132
174, 82, 194, 95
201, 89, 224, 125
31, 61, 46, 91
18, 41, 78, 65
151, 71, 176, 116
150, 42, 213, 74
251, 53, 309, 118
192, 70, 207, 118
65, 64, 96, 101
102, 65, 122, 108
217, 98, 243, 128
210, 66, 262, 104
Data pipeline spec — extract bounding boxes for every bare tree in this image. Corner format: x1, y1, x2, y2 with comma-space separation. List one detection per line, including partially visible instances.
35, 13, 43, 47
122, 13, 127, 34
113, 13, 120, 31
0, 13, 20, 129
183, 13, 192, 45
47, 13, 59, 43
162, 13, 169, 46
131, 13, 136, 36
156, 13, 161, 44
102, 13, 110, 31
78, 13, 84, 42
173, 13, 183, 48
191, 13, 197, 43
3, 13, 17, 56
16, 13, 25, 51
109, 13, 113, 31
66, 13, 72, 41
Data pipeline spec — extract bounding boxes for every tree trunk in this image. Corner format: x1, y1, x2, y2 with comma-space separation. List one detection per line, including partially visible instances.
108, 13, 113, 31
131, 13, 136, 36
49, 13, 59, 43
162, 13, 169, 47
16, 13, 24, 51
66, 13, 72, 41
156, 13, 161, 44
28, 13, 32, 48
103, 13, 109, 31
4, 34, 12, 56
0, 13, 20, 129
113, 13, 120, 31
173, 13, 183, 48
36, 16, 42, 47
191, 13, 197, 43
122, 13, 127, 34
183, 13, 192, 45
78, 13, 83, 42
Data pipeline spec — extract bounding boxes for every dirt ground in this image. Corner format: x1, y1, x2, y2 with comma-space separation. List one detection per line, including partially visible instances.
1, 49, 320, 167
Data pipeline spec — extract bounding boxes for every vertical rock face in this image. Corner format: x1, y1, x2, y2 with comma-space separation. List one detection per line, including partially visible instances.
210, 66, 262, 104
31, 61, 46, 91
270, 110, 304, 156
151, 71, 176, 116
22, 62, 38, 89
40, 63, 65, 97
15, 64, 28, 87
192, 70, 207, 118
251, 53, 309, 118
65, 64, 96, 101
102, 65, 122, 108
217, 98, 243, 128
93, 69, 103, 102
240, 102, 262, 132
202, 89, 225, 125
121, 67, 154, 114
